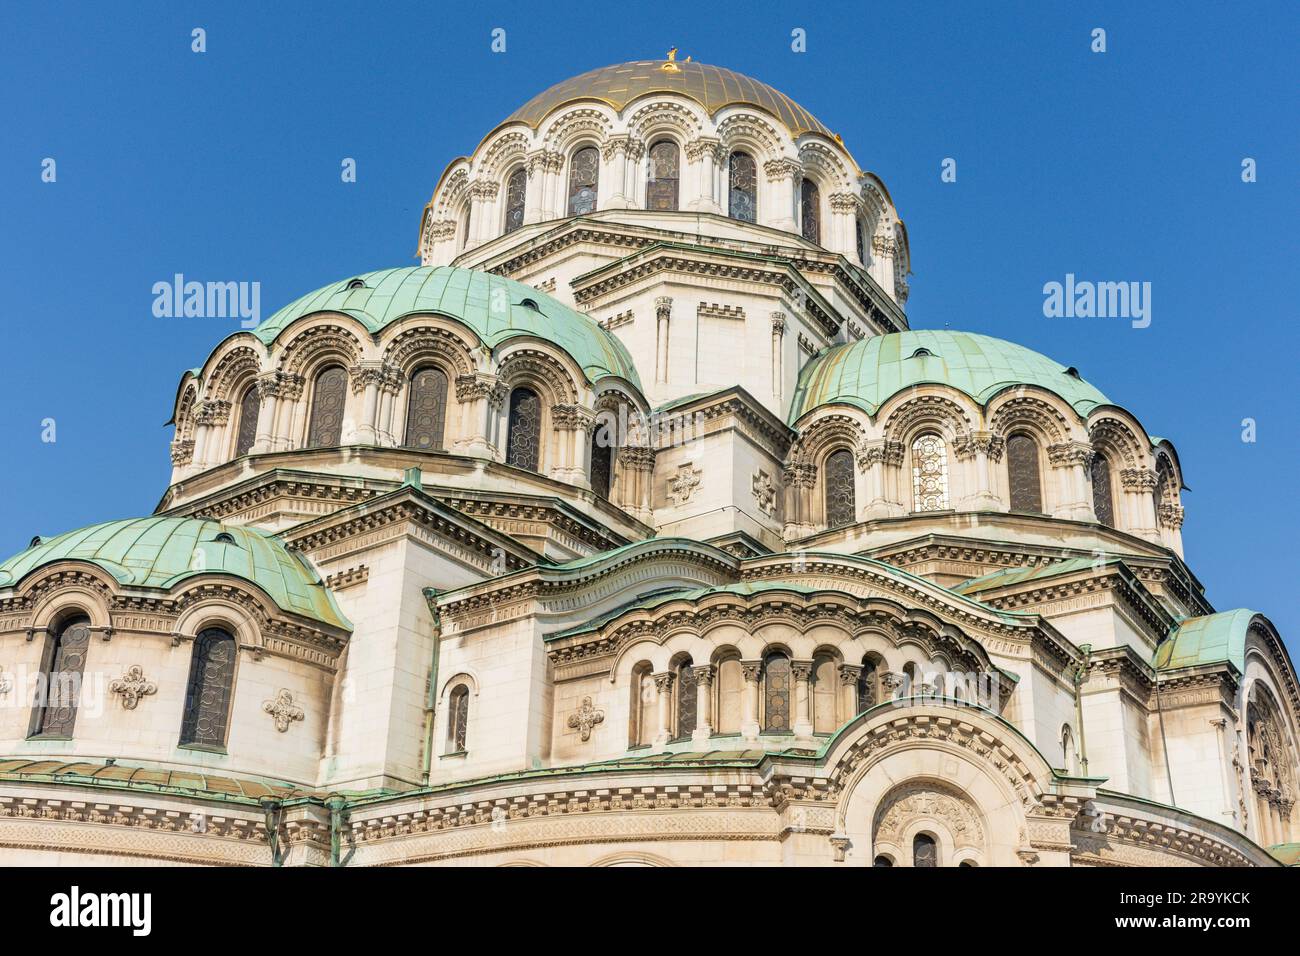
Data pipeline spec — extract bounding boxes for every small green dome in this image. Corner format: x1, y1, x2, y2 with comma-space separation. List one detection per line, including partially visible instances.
789, 330, 1109, 423
250, 266, 641, 389
0, 518, 348, 630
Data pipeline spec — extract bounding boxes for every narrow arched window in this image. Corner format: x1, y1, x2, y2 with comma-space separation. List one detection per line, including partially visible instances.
567, 146, 599, 215
646, 140, 680, 211
590, 430, 613, 498
714, 655, 743, 734
179, 627, 237, 748
32, 614, 91, 738
234, 384, 259, 457
762, 652, 791, 732
913, 832, 937, 867
800, 178, 821, 243
824, 448, 856, 529
1091, 451, 1114, 526
873, 855, 894, 867
855, 219, 866, 264
902, 662, 919, 696
504, 166, 527, 234
728, 151, 757, 222
911, 433, 950, 512
629, 662, 654, 747
812, 655, 838, 733
1062, 724, 1077, 772
447, 684, 469, 753
674, 658, 696, 740
461, 205, 473, 248
404, 367, 449, 449
1007, 433, 1043, 512
306, 365, 347, 448
857, 659, 878, 713
505, 386, 541, 471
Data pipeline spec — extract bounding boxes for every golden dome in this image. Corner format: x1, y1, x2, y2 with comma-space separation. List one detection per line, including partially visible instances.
501, 57, 833, 138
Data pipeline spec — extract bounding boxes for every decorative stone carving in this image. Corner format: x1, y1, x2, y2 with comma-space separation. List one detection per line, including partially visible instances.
667, 463, 702, 505
751, 468, 777, 516
566, 696, 605, 742
108, 666, 157, 710
263, 689, 305, 733
874, 781, 987, 850
0, 665, 11, 698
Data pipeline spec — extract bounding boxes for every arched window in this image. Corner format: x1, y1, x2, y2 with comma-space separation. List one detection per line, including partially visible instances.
911, 433, 950, 512
1007, 433, 1043, 512
855, 219, 866, 264
812, 655, 838, 733
646, 140, 680, 211
800, 178, 820, 243
873, 855, 894, 867
32, 614, 91, 738
762, 652, 791, 733
912, 832, 937, 867
567, 146, 599, 215
629, 662, 655, 747
728, 151, 757, 222
505, 386, 541, 472
590, 430, 613, 498
1091, 452, 1114, 526
714, 655, 743, 734
404, 367, 449, 449
504, 166, 527, 234
857, 658, 878, 713
234, 384, 259, 457
461, 205, 473, 248
1155, 458, 1175, 525
959, 860, 977, 868
447, 684, 469, 753
1062, 724, 1077, 773
902, 662, 918, 696
179, 627, 237, 748
674, 658, 696, 740
306, 365, 348, 448
824, 448, 856, 529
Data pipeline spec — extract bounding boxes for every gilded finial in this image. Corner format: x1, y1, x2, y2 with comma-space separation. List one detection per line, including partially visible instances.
662, 47, 683, 72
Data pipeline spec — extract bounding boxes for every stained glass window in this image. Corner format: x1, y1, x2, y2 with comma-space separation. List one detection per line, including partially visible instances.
857, 659, 878, 714
913, 833, 937, 867
404, 367, 448, 450
33, 615, 90, 737
1007, 433, 1043, 513
448, 684, 469, 752
590, 430, 613, 498
911, 434, 950, 512
567, 146, 599, 215
307, 365, 347, 448
824, 448, 856, 529
763, 653, 791, 732
646, 140, 679, 211
504, 166, 527, 234
728, 151, 757, 222
1091, 452, 1114, 526
179, 627, 236, 748
234, 385, 259, 457
800, 178, 820, 243
675, 659, 696, 740
505, 387, 541, 471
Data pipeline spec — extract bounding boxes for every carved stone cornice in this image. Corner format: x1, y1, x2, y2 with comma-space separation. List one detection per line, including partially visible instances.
1047, 441, 1095, 467
855, 438, 905, 469
169, 439, 195, 466
952, 431, 1005, 463
1121, 468, 1158, 491
195, 399, 232, 426
762, 157, 801, 182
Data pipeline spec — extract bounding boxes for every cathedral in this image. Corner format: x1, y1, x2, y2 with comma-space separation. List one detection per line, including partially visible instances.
1, 54, 1296, 867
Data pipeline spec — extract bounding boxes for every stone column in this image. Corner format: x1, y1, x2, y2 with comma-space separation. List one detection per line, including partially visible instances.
685, 137, 722, 213
692, 664, 715, 742
376, 363, 402, 446
1158, 502, 1185, 558
741, 661, 762, 742
763, 158, 800, 232
652, 672, 674, 747
1210, 718, 1237, 826
601, 136, 634, 210
1047, 442, 1096, 521
455, 373, 498, 458
350, 362, 385, 445
467, 179, 498, 247
770, 312, 786, 404
838, 663, 863, 720
252, 373, 282, 455
1121, 468, 1161, 543
953, 432, 1004, 511
550, 404, 594, 487
616, 445, 655, 523
192, 399, 231, 470
828, 192, 860, 259
792, 661, 814, 737
857, 440, 906, 519
654, 296, 673, 385
871, 233, 898, 299
782, 463, 818, 538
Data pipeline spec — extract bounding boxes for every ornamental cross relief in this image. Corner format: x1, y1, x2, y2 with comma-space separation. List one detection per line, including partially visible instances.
263, 688, 305, 732
667, 463, 702, 506
567, 696, 605, 741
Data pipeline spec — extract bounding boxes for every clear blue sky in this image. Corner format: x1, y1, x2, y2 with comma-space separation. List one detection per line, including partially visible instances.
1, 1, 1296, 645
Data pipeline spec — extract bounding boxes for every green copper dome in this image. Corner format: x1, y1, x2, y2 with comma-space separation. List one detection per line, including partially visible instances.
250, 266, 641, 389
789, 330, 1109, 424
0, 518, 348, 630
